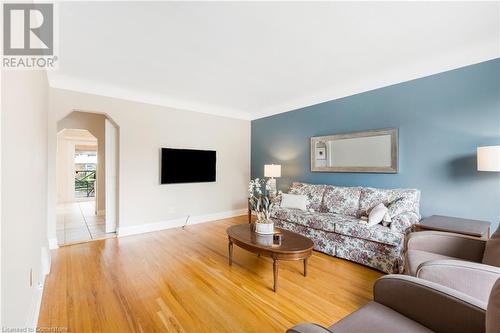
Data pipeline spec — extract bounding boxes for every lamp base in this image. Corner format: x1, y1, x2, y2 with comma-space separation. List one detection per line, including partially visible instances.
268, 178, 277, 197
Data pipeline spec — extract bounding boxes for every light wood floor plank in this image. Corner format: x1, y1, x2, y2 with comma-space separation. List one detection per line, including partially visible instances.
39, 216, 382, 332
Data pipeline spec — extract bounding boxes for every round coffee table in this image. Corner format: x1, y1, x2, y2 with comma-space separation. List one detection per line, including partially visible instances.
226, 224, 314, 292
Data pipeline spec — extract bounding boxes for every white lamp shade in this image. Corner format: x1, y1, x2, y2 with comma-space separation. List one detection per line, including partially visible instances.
477, 146, 500, 171
264, 164, 281, 178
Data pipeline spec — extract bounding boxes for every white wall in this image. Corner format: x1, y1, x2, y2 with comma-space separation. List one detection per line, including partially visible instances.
48, 88, 250, 239
1, 70, 49, 328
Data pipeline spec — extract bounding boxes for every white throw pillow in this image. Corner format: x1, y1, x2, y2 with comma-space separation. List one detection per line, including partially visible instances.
280, 193, 308, 211
367, 203, 388, 227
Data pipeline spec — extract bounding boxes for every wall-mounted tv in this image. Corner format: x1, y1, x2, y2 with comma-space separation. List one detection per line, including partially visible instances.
161, 148, 216, 184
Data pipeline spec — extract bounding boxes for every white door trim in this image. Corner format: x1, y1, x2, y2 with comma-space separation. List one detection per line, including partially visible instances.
105, 119, 118, 233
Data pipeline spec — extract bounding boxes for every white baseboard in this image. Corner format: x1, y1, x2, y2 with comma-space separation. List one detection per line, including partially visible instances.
117, 209, 247, 237
41, 246, 51, 276
25, 246, 51, 329
25, 281, 44, 330
48, 237, 59, 250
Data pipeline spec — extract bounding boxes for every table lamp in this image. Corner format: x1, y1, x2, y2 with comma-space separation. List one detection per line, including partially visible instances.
264, 164, 281, 197
478, 146, 500, 172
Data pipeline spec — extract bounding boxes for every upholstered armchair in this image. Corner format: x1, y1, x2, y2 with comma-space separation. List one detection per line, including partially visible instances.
287, 275, 499, 333
405, 227, 500, 302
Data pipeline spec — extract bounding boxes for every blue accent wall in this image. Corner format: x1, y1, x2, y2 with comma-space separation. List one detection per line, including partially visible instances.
251, 58, 500, 229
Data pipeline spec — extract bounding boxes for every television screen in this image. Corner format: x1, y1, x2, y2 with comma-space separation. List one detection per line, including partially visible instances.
161, 148, 216, 184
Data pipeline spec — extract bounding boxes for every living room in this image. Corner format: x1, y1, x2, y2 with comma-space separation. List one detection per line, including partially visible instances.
1, 1, 499, 332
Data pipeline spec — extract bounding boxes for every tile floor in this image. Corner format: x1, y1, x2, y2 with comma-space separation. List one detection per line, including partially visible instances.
56, 200, 116, 245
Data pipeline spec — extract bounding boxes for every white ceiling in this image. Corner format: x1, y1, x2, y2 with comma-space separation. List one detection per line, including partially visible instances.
49, 1, 500, 120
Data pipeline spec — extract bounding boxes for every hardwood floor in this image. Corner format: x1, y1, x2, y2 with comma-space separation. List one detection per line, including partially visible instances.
39, 216, 382, 332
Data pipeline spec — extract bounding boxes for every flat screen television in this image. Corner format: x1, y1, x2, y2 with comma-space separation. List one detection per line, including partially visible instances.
161, 148, 216, 184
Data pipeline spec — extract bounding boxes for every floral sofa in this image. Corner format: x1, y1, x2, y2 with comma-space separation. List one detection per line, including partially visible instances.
271, 182, 421, 273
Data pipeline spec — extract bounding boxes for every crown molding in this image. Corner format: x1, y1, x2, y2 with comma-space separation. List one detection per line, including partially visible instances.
48, 54, 499, 122
48, 74, 252, 121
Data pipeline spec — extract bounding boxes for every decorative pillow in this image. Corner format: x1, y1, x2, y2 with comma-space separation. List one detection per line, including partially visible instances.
289, 182, 326, 212
272, 194, 283, 206
367, 203, 388, 227
280, 193, 308, 211
382, 211, 392, 226
322, 186, 362, 216
390, 212, 418, 233
359, 187, 421, 217
387, 197, 415, 218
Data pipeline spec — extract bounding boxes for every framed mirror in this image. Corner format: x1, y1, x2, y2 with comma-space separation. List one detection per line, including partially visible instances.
311, 128, 398, 173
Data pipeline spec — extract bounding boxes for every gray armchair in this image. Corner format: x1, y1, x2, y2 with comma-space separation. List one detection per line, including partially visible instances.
287, 275, 498, 333
405, 227, 500, 302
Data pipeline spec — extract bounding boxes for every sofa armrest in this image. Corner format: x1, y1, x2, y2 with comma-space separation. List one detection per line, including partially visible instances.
374, 275, 486, 333
286, 323, 333, 333
272, 194, 282, 206
267, 195, 283, 217
390, 211, 420, 233
405, 231, 486, 262
417, 259, 500, 303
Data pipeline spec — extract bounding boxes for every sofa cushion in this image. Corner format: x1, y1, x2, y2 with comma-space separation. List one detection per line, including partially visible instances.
322, 186, 362, 216
289, 182, 326, 212
359, 187, 420, 217
271, 208, 359, 233
390, 211, 420, 233
407, 250, 457, 276
271, 207, 295, 220
329, 302, 433, 333
271, 207, 330, 230
272, 207, 402, 246
335, 219, 403, 246
387, 197, 418, 218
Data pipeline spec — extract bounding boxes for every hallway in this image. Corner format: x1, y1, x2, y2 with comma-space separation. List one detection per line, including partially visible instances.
56, 201, 115, 245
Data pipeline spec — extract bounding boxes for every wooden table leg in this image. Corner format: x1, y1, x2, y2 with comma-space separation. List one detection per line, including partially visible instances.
303, 257, 308, 277
248, 201, 252, 223
228, 239, 233, 266
273, 259, 279, 292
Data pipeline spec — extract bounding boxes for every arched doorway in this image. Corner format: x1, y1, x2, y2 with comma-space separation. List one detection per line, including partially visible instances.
55, 111, 118, 245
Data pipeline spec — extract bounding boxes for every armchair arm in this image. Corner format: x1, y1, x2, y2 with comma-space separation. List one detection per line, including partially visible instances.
286, 323, 332, 333
390, 211, 420, 233
416, 259, 500, 303
374, 275, 486, 333
405, 231, 486, 262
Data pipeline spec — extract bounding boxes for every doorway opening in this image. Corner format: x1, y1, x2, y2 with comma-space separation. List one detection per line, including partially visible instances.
75, 148, 97, 199
55, 111, 119, 246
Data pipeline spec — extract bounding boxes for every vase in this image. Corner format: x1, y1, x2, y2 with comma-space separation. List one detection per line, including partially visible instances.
255, 220, 274, 234
255, 233, 273, 246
